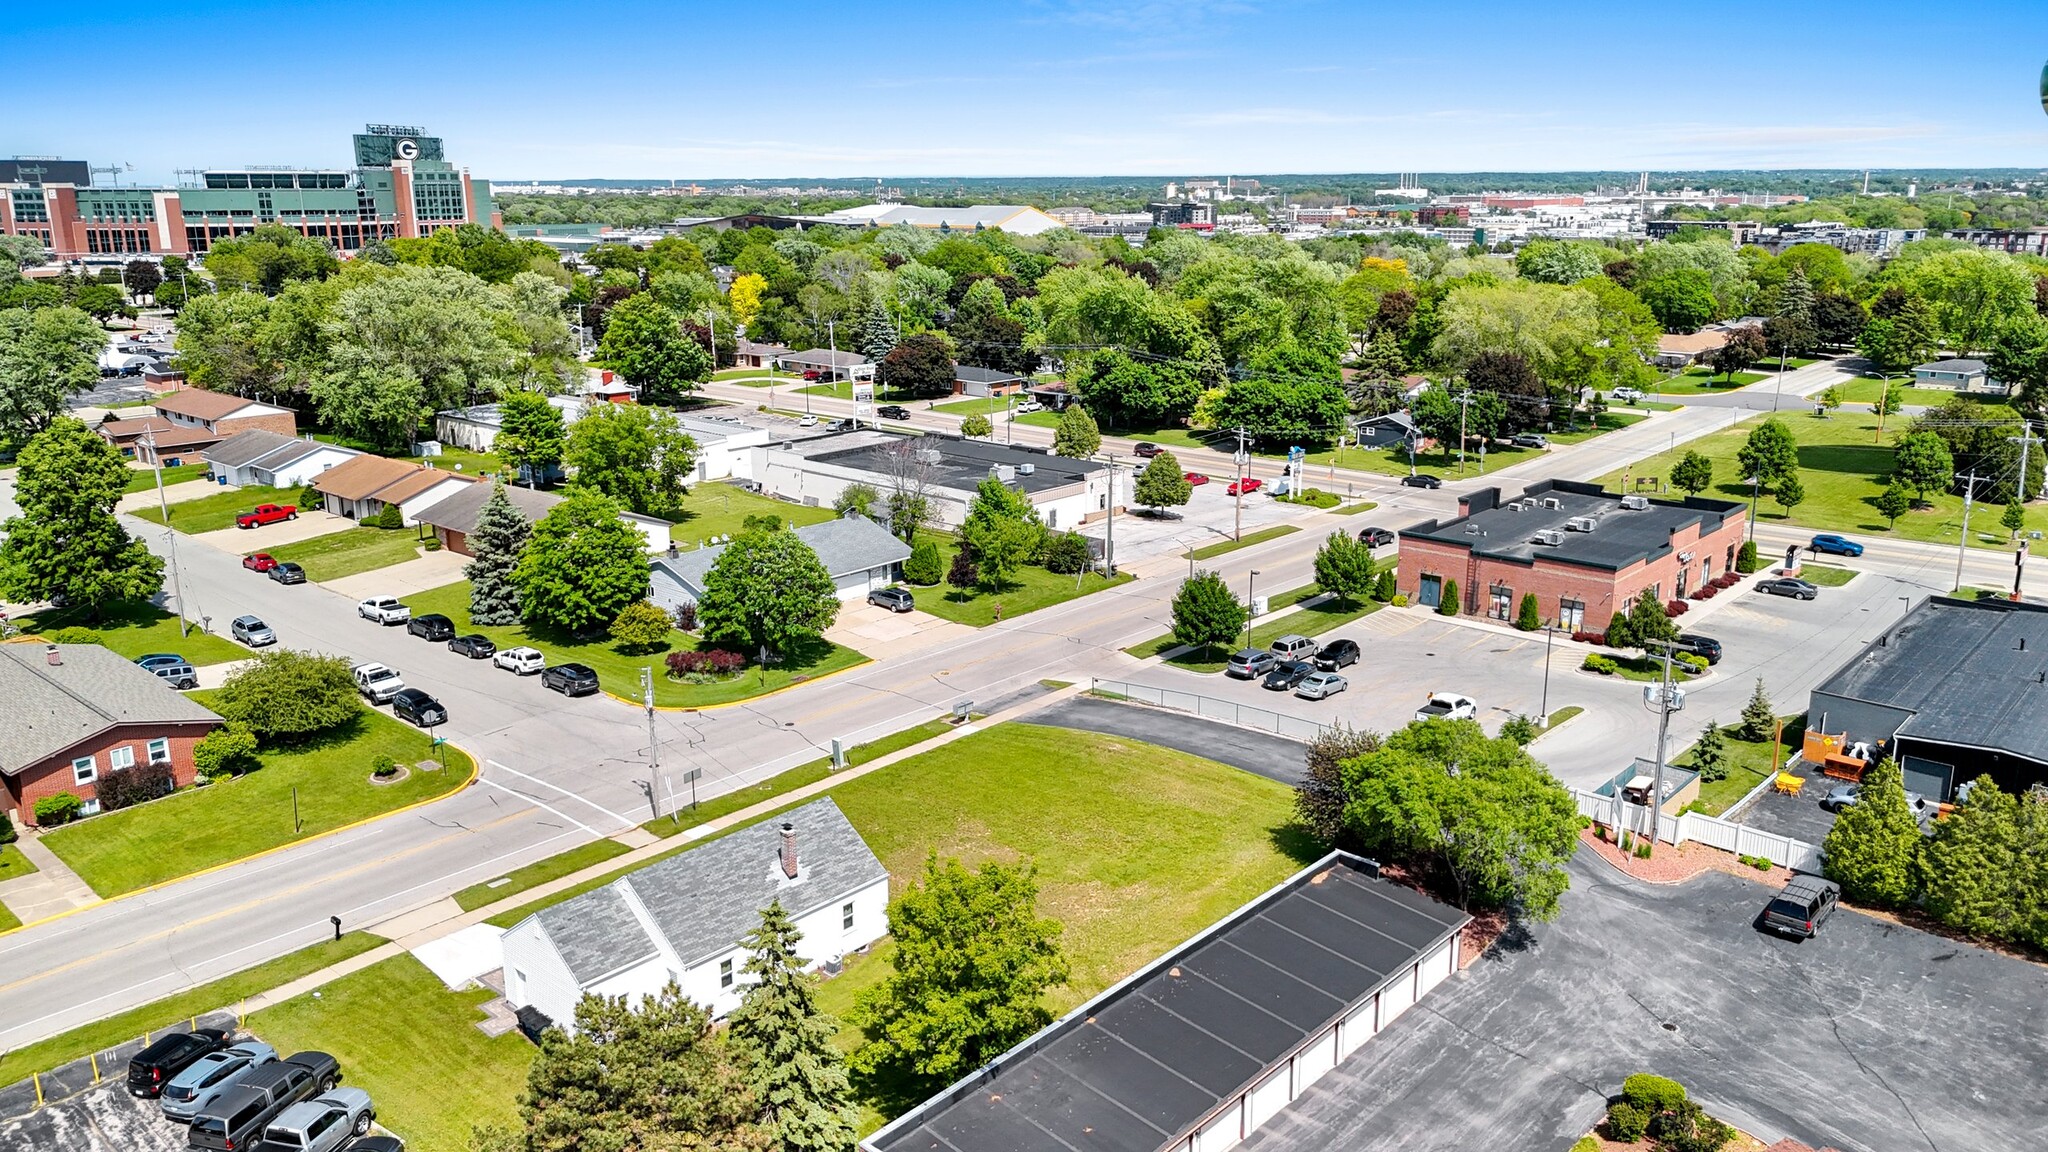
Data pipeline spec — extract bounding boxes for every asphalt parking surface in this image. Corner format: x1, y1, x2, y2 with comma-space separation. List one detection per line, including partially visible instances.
1028, 696, 1310, 784
1242, 854, 2048, 1152
1739, 757, 1845, 845
0, 1076, 189, 1152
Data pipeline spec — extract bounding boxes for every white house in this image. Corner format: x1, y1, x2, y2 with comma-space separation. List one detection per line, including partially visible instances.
752, 432, 1126, 533
499, 797, 888, 1030
649, 514, 910, 613
412, 481, 671, 556
202, 431, 361, 489
435, 396, 585, 454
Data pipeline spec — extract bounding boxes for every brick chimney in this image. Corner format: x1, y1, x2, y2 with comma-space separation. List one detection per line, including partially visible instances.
44, 644, 61, 666
778, 822, 799, 879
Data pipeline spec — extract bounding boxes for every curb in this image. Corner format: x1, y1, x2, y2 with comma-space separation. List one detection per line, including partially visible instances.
598, 653, 872, 713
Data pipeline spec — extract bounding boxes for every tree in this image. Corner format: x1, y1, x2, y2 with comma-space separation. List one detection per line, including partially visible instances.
1134, 451, 1193, 513
1735, 418, 1799, 491
1171, 570, 1248, 658
512, 489, 650, 634
518, 983, 769, 1152
902, 538, 943, 585
1920, 777, 2024, 940
1051, 404, 1101, 458
1986, 311, 2048, 411
316, 267, 521, 449
854, 298, 898, 364
1353, 328, 1406, 385
878, 334, 956, 399
1819, 384, 1842, 414
1669, 450, 1714, 496
959, 412, 992, 439
945, 548, 978, 601
71, 282, 126, 321
698, 528, 840, 666
1313, 531, 1377, 606
192, 722, 259, 778
0, 306, 105, 445
1072, 350, 1205, 430
1437, 577, 1459, 616
0, 418, 163, 614
833, 482, 879, 519
465, 481, 531, 626
727, 903, 860, 1152
1822, 757, 1923, 908
1773, 471, 1805, 515
565, 403, 697, 519
1892, 430, 1954, 504
609, 599, 675, 653
729, 272, 768, 330
203, 224, 338, 293
1341, 719, 1580, 918
1636, 269, 1717, 333
1708, 325, 1766, 381
2004, 499, 2028, 538
493, 390, 566, 485
1202, 375, 1351, 448
1874, 479, 1913, 528
1294, 724, 1383, 849
1857, 297, 1939, 372
1739, 678, 1775, 742
213, 651, 363, 741
849, 855, 1069, 1099
1373, 568, 1397, 602
1602, 588, 1678, 654
1514, 239, 1604, 285
961, 475, 1044, 590
1691, 721, 1729, 783
1515, 592, 1542, 631
597, 293, 712, 405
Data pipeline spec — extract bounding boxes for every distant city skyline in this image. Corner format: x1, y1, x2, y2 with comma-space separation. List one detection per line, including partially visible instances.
8, 0, 2046, 184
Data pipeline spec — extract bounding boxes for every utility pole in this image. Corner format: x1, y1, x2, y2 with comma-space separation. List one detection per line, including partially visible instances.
2011, 422, 2042, 505
1643, 638, 1684, 848
642, 667, 676, 822
827, 318, 838, 424
1233, 426, 1250, 541
1455, 389, 1475, 470
1955, 469, 1983, 592
1102, 453, 1119, 577
141, 428, 191, 637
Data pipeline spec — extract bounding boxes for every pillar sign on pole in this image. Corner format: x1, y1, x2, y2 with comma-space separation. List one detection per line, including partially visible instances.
831, 738, 846, 768
681, 767, 701, 810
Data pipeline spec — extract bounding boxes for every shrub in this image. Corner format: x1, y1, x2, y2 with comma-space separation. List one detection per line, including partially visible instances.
1665, 599, 1688, 616
1635, 839, 1653, 858
1437, 579, 1459, 616
1604, 1100, 1650, 1143
1736, 540, 1763, 574
1582, 654, 1618, 675
902, 538, 945, 585
372, 755, 400, 779
1390, 593, 1408, 607
1371, 569, 1396, 602
1675, 652, 1708, 674
1042, 531, 1092, 575
665, 649, 747, 678
373, 503, 404, 529
1740, 854, 1773, 871
609, 599, 675, 653
1515, 592, 1541, 631
1500, 714, 1539, 745
1623, 1073, 1689, 1113
1649, 1099, 1734, 1152
424, 538, 442, 551
34, 792, 85, 826
94, 758, 177, 811
1570, 1138, 1602, 1152
213, 650, 364, 741
672, 601, 699, 632
1571, 630, 1606, 644
47, 627, 103, 644
297, 483, 323, 509
0, 807, 14, 844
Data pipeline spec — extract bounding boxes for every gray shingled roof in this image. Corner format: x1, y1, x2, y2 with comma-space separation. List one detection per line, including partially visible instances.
519, 797, 887, 982
203, 430, 334, 471
414, 482, 562, 536
0, 644, 223, 775
652, 515, 909, 599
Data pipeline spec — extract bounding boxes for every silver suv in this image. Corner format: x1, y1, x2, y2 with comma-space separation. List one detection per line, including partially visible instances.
260, 1088, 375, 1151
160, 1041, 277, 1122
1268, 634, 1318, 662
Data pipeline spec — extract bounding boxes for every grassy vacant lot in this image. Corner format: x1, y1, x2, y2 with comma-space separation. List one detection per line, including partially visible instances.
267, 527, 425, 581
12, 600, 248, 666
1169, 594, 1383, 673
122, 462, 206, 493
1649, 368, 1768, 394
903, 535, 1131, 627
249, 954, 531, 1152
130, 483, 303, 533
0, 932, 383, 1086
1597, 409, 2048, 549
43, 700, 475, 896
1799, 563, 1859, 587
405, 581, 865, 708
1829, 377, 1964, 408
665, 481, 837, 547
1189, 523, 1299, 560
1680, 715, 1806, 816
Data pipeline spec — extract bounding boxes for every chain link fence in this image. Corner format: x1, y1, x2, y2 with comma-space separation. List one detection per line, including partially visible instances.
1089, 679, 1332, 743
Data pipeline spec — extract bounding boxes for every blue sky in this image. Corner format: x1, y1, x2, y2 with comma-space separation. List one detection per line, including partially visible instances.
8, 0, 2046, 182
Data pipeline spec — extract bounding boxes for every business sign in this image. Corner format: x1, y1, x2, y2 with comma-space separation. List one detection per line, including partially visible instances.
852, 380, 875, 427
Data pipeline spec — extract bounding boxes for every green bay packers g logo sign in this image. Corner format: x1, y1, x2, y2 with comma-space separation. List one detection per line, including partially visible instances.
396, 138, 419, 160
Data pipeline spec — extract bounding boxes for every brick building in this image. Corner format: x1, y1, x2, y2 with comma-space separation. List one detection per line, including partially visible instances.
1397, 479, 1748, 632
0, 644, 222, 827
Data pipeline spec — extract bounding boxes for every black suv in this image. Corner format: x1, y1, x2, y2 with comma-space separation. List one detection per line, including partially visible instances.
189, 1052, 338, 1152
542, 663, 601, 697
1761, 876, 1840, 939
1313, 639, 1361, 670
391, 688, 446, 727
447, 634, 496, 659
127, 1027, 231, 1098
1673, 633, 1722, 665
407, 614, 455, 642
877, 405, 910, 420
1357, 527, 1394, 548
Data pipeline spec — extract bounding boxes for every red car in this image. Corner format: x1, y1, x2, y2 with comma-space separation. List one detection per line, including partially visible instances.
242, 553, 278, 572
235, 503, 297, 529
801, 369, 824, 381
1226, 477, 1263, 496
1185, 472, 1209, 486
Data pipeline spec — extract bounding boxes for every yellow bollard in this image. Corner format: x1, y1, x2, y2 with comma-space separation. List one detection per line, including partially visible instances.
90, 1052, 99, 1082
32, 1072, 42, 1107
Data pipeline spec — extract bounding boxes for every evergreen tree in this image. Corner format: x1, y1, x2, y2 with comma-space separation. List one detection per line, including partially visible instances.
1921, 776, 2023, 940
1437, 577, 1459, 616
1372, 568, 1397, 602
855, 298, 898, 365
1739, 677, 1775, 741
1515, 592, 1542, 632
1691, 721, 1729, 783
1822, 757, 1924, 908
1051, 404, 1102, 458
1736, 539, 1762, 573
465, 481, 531, 626
728, 903, 860, 1152
1171, 570, 1248, 657
902, 538, 943, 585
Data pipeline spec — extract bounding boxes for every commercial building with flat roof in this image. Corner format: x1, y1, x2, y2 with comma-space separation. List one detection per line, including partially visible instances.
864, 853, 1467, 1152
1398, 479, 1747, 633
753, 431, 1126, 532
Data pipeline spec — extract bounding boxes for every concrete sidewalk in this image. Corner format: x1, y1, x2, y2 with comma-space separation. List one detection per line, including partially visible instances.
0, 837, 97, 922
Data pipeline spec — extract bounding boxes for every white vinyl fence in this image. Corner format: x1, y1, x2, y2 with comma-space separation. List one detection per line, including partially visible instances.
1090, 679, 1334, 743
1573, 788, 1825, 873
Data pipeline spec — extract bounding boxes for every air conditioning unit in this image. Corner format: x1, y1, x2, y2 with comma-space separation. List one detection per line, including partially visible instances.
1542, 497, 1563, 509
1620, 494, 1650, 511
1018, 462, 1035, 475
915, 449, 943, 464
1532, 530, 1566, 546
1566, 516, 1598, 532
996, 465, 1016, 482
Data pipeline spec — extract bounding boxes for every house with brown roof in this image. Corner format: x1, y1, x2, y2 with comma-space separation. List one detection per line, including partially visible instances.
311, 454, 479, 523
96, 388, 299, 465
95, 416, 225, 466
416, 482, 671, 556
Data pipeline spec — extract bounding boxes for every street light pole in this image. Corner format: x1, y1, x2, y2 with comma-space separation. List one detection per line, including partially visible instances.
1243, 568, 1261, 649
1747, 474, 1761, 543
1538, 625, 1559, 726
141, 428, 191, 637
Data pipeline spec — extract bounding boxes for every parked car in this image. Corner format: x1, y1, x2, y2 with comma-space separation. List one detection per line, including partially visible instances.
235, 504, 297, 529
1184, 472, 1209, 486
447, 634, 496, 659
1760, 875, 1841, 939
1225, 476, 1263, 496
1015, 400, 1042, 413
1133, 442, 1163, 458
160, 1041, 278, 1122
1224, 649, 1277, 679
877, 405, 911, 420
350, 662, 405, 704
1611, 386, 1644, 404
1414, 692, 1477, 723
542, 663, 601, 697
189, 1052, 338, 1152
1756, 577, 1818, 600
268, 562, 307, 585
407, 613, 455, 642
798, 414, 819, 427
149, 661, 200, 690
1313, 638, 1361, 670
493, 646, 546, 675
1261, 659, 1316, 691
127, 1027, 232, 1099
242, 553, 278, 572
1357, 527, 1394, 548
357, 597, 411, 625
1509, 433, 1549, 449
231, 615, 277, 647
824, 417, 854, 431
800, 369, 824, 381
1268, 634, 1318, 662
868, 587, 915, 613
137, 653, 187, 672
1673, 633, 1722, 665
340, 1138, 404, 1152
1819, 783, 1933, 817
256, 1088, 376, 1152
1401, 473, 1442, 489
1809, 533, 1864, 557
1295, 670, 1349, 700
391, 688, 446, 727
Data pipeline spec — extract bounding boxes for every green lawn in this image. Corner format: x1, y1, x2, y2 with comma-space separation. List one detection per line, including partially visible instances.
130, 484, 304, 533
714, 367, 782, 383
0, 902, 16, 933
123, 463, 207, 493
404, 581, 866, 707
1188, 524, 1299, 560
248, 954, 531, 1152
1124, 582, 1326, 660
1595, 408, 2048, 549
1650, 368, 1768, 394
12, 600, 248, 666
1546, 411, 1648, 445
452, 838, 635, 912
0, 843, 36, 882
0, 933, 384, 1087
1330, 500, 1380, 515
902, 536, 1132, 626
1828, 377, 1966, 408
798, 380, 917, 402
1546, 705, 1585, 728
312, 433, 502, 479
267, 527, 426, 582
665, 481, 837, 547
43, 702, 475, 896
1681, 715, 1806, 815
1169, 594, 1383, 672
1799, 563, 1859, 587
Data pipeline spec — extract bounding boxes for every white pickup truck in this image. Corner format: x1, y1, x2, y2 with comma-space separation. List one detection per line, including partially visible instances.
1414, 692, 1477, 724
352, 661, 406, 704
357, 596, 411, 625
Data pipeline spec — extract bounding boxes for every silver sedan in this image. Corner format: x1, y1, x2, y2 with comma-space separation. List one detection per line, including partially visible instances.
1295, 671, 1349, 700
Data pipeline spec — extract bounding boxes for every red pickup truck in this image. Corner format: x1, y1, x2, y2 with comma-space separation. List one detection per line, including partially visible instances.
235, 503, 297, 529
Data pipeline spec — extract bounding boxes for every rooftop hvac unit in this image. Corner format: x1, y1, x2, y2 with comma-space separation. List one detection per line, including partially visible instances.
996, 465, 1016, 482
915, 448, 943, 464
1566, 516, 1598, 532
1620, 494, 1650, 511
1532, 529, 1566, 546
1542, 497, 1563, 509
1018, 462, 1035, 475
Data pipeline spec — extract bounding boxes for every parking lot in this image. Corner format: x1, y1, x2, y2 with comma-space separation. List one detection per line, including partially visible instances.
0, 1012, 239, 1152
1241, 854, 2048, 1152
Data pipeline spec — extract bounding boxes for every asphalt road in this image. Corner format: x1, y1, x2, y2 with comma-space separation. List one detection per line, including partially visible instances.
1240, 855, 2048, 1152
1027, 696, 1311, 784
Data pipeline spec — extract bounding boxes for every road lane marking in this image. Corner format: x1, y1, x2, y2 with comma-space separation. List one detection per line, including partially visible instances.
485, 760, 636, 830
473, 777, 601, 837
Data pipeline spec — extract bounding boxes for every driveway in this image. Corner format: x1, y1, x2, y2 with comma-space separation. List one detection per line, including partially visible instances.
824, 600, 977, 660
1084, 484, 1335, 565
1241, 855, 2048, 1152
191, 509, 355, 552
1028, 696, 1310, 785
326, 548, 464, 600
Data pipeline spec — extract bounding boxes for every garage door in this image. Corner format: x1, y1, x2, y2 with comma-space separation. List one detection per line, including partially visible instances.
1901, 756, 1953, 801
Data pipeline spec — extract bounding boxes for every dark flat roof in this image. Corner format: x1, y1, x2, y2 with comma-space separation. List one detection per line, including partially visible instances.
812, 435, 1103, 498
867, 854, 1467, 1152
1813, 595, 2048, 765
1401, 479, 1742, 572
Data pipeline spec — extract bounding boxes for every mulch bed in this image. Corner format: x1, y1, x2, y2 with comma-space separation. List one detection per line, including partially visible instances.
1579, 826, 1788, 888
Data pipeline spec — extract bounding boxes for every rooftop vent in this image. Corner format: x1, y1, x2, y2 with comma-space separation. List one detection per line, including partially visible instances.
915, 449, 943, 464
1542, 497, 1563, 510
1018, 462, 1035, 475
1620, 494, 1651, 511
1532, 529, 1566, 546
996, 465, 1016, 482
1566, 516, 1599, 532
